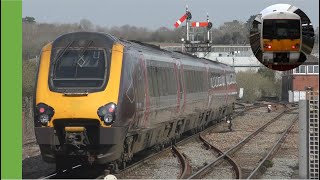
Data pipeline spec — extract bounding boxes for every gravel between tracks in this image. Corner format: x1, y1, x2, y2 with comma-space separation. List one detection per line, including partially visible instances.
202, 105, 297, 179
204, 106, 284, 151
206, 164, 234, 179
261, 120, 299, 179
120, 150, 180, 179
178, 139, 217, 172
232, 113, 297, 178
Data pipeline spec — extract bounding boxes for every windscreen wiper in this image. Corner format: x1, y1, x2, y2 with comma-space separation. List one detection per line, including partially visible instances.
52, 41, 74, 78
77, 40, 93, 67
74, 40, 93, 79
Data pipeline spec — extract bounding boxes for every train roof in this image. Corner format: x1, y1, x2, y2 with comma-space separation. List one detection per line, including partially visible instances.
262, 11, 300, 20
51, 32, 235, 72
118, 37, 234, 72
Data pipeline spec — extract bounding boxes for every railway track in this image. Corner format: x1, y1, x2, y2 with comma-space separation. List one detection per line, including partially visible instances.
187, 106, 297, 179
113, 103, 262, 179
247, 115, 298, 179
108, 145, 188, 179
35, 102, 271, 179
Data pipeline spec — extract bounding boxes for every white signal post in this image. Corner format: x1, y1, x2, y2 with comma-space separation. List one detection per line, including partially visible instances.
186, 5, 190, 42
207, 13, 210, 43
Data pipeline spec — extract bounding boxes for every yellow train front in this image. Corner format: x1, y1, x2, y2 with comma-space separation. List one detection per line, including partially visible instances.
34, 32, 238, 170
261, 11, 302, 64
34, 32, 127, 168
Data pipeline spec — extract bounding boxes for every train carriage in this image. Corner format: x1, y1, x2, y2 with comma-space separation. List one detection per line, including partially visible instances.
34, 32, 237, 170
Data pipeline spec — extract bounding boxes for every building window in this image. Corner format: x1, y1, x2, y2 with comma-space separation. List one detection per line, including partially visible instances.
300, 65, 306, 73
294, 65, 306, 74
314, 65, 319, 73
308, 65, 314, 73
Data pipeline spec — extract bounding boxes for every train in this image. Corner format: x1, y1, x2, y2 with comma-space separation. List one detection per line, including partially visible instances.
261, 11, 302, 64
34, 32, 238, 170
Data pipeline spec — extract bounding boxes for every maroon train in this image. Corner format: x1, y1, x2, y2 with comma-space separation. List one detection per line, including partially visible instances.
34, 32, 238, 169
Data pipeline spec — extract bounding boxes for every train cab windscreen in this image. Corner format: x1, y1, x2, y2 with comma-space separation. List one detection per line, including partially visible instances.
263, 19, 300, 39
51, 48, 107, 89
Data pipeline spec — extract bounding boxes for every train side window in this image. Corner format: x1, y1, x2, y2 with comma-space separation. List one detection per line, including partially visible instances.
153, 66, 159, 97
163, 68, 169, 96
165, 68, 170, 95
184, 70, 191, 93
147, 67, 154, 97
193, 71, 197, 92
170, 67, 177, 95
184, 71, 188, 93
187, 70, 191, 93
194, 71, 197, 92
199, 72, 203, 91
162, 67, 167, 96
158, 67, 164, 96
211, 77, 214, 88
200, 72, 204, 91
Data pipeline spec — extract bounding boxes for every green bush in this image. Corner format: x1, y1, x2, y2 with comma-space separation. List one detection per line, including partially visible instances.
22, 59, 38, 97
236, 70, 281, 102
264, 160, 274, 168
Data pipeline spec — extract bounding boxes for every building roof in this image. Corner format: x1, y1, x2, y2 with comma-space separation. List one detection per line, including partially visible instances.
303, 54, 319, 65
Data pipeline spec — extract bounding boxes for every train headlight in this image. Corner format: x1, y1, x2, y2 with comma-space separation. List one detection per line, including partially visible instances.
39, 114, 49, 124
103, 114, 113, 124
36, 103, 55, 126
98, 103, 116, 126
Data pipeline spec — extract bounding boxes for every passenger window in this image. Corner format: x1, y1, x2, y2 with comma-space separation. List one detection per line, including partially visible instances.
153, 66, 159, 97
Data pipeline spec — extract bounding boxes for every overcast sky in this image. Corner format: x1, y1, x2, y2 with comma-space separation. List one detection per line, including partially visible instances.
23, 0, 319, 29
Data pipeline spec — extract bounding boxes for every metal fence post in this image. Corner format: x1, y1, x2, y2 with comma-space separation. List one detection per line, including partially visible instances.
299, 99, 308, 179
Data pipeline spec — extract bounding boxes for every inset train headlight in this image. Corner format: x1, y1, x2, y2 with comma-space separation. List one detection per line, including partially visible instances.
98, 103, 116, 126
292, 44, 300, 49
36, 103, 55, 126
264, 44, 272, 49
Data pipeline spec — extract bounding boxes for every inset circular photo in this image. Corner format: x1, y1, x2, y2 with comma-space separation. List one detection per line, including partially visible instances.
249, 4, 315, 71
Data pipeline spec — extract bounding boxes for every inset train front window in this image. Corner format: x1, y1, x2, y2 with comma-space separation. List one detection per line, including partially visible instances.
263, 19, 300, 39
52, 49, 106, 88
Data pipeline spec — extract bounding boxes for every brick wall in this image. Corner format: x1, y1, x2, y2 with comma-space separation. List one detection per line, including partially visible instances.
293, 75, 319, 91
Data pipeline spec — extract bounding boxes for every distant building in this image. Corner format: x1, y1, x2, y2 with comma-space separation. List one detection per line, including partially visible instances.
161, 45, 264, 72
282, 55, 319, 102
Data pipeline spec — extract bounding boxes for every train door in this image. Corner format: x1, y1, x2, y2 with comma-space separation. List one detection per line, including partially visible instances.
174, 59, 185, 115
204, 64, 210, 109
132, 54, 148, 128
223, 70, 228, 106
